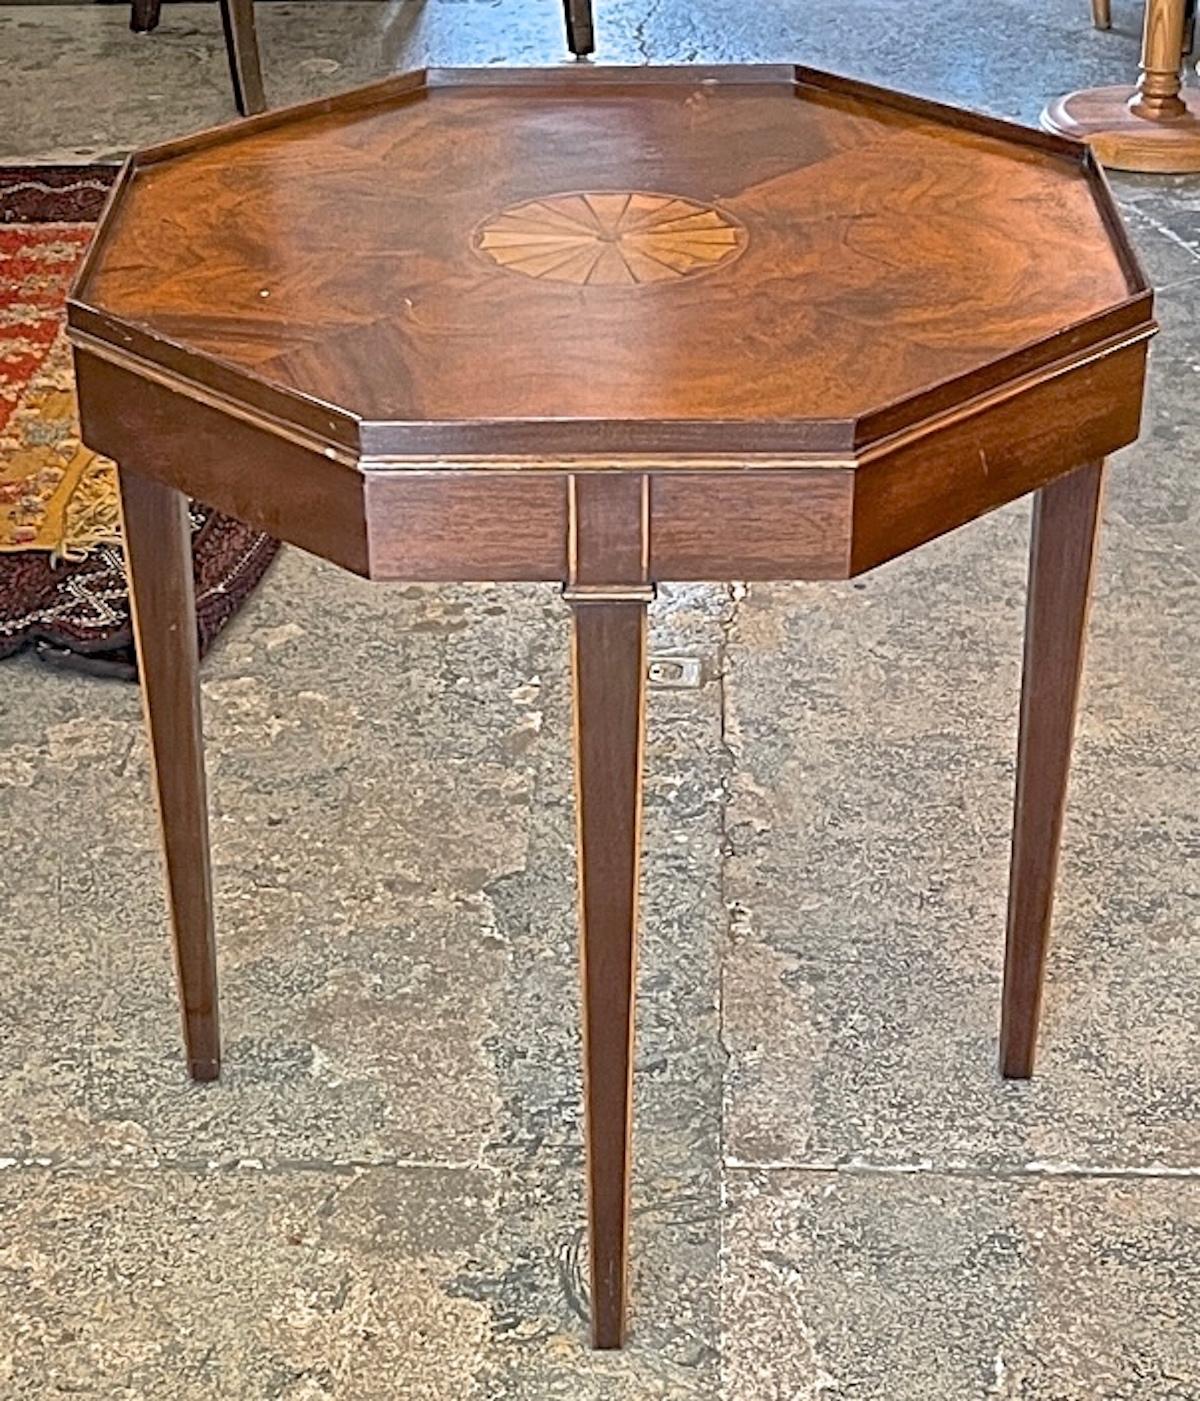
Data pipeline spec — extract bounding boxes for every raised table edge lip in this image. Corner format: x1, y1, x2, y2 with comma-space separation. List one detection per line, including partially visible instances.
66, 62, 1157, 471
66, 318, 1158, 474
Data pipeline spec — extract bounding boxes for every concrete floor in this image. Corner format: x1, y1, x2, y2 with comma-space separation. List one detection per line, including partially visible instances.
1, 1, 1198, 1396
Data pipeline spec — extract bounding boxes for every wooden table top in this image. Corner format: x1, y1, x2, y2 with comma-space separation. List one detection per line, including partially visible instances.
69, 66, 1151, 466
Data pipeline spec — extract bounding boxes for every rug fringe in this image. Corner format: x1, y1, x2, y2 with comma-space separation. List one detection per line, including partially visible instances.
54, 456, 122, 563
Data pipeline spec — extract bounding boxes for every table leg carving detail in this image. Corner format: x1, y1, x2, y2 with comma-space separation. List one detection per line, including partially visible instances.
118, 468, 221, 1082
1000, 459, 1105, 1079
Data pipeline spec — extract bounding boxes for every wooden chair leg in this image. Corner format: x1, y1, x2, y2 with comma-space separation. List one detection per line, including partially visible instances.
130, 0, 162, 33
219, 0, 267, 117
1091, 0, 1112, 30
118, 468, 221, 1083
570, 596, 647, 1348
563, 0, 596, 56
1000, 460, 1105, 1079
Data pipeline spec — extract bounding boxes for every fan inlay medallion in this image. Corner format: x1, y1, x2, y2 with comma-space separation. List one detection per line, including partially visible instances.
474, 191, 747, 285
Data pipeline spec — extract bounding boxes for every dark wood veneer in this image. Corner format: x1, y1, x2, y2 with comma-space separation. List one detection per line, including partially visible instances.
364, 472, 568, 582
117, 470, 221, 1081
1001, 462, 1106, 1077
74, 352, 371, 576
651, 472, 852, 580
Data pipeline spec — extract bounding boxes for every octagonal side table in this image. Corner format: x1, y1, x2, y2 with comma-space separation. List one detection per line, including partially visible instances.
68, 65, 1155, 1348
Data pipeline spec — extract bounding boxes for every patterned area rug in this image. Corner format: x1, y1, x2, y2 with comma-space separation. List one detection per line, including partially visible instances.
0, 166, 278, 679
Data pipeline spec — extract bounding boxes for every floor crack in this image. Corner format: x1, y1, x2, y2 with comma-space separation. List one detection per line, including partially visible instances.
631, 0, 663, 63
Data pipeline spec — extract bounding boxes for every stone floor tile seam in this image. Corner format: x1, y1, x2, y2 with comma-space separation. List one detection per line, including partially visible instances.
725, 1158, 1200, 1182
0, 1152, 501, 1175
1154, 271, 1200, 301
1128, 209, 1200, 268
714, 579, 743, 1401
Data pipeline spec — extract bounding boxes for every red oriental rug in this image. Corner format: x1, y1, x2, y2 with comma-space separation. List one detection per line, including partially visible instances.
0, 165, 278, 679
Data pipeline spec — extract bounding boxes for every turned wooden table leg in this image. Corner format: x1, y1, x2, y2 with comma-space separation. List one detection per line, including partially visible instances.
1000, 461, 1105, 1079
118, 468, 221, 1082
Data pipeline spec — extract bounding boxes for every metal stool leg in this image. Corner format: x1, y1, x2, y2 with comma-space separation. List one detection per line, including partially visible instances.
563, 0, 595, 56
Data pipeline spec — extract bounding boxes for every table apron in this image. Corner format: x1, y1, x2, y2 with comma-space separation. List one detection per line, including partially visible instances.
73, 337, 1147, 586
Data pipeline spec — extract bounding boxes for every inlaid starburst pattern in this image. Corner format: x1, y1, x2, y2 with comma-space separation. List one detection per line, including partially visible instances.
474, 191, 747, 286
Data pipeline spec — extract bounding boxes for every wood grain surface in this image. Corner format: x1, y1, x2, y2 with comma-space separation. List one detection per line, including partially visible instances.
72, 66, 1149, 462
566, 473, 651, 1348
474, 191, 747, 285
1000, 460, 1106, 1078
117, 469, 221, 1082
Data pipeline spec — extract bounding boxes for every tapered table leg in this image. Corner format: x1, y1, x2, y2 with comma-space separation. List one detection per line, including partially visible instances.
118, 468, 221, 1082
1000, 460, 1105, 1079
570, 597, 647, 1348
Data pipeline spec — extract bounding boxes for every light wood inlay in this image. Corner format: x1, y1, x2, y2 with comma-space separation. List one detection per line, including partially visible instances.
474, 191, 747, 285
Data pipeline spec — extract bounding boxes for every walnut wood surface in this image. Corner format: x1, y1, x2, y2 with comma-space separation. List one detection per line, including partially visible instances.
117, 469, 221, 1082
848, 337, 1145, 573
1000, 461, 1105, 1078
71, 66, 1149, 462
74, 352, 371, 575
651, 472, 851, 578
572, 600, 645, 1348
364, 471, 568, 581
73, 340, 1147, 585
